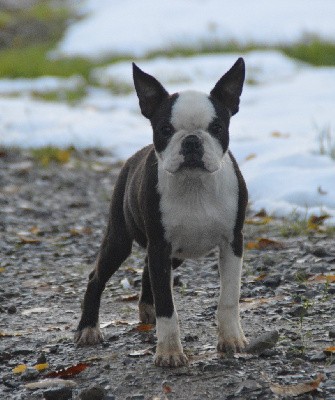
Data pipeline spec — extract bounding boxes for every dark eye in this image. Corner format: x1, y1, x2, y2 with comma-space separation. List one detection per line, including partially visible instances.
210, 123, 223, 136
160, 125, 173, 137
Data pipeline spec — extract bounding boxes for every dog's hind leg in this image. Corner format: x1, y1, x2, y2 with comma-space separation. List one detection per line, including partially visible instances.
139, 256, 155, 324
75, 169, 133, 346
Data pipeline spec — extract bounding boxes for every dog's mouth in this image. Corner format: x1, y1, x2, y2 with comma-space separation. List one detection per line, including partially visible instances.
179, 159, 206, 170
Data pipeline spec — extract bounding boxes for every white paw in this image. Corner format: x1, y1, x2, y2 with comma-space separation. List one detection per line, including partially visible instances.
154, 352, 189, 368
139, 302, 156, 324
74, 327, 103, 346
217, 330, 247, 353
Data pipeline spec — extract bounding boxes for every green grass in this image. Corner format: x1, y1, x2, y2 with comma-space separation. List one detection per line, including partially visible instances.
31, 146, 75, 166
282, 39, 335, 66
0, 1, 334, 101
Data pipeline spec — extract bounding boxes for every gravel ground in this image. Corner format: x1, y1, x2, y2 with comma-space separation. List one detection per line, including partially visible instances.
0, 148, 335, 400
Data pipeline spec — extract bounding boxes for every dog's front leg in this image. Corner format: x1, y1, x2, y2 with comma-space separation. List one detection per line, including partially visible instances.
148, 242, 188, 367
217, 236, 247, 353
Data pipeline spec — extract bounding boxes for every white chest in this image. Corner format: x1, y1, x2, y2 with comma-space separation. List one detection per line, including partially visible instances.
157, 154, 238, 259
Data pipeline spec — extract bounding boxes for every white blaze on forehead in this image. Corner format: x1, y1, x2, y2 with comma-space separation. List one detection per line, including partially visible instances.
171, 90, 216, 131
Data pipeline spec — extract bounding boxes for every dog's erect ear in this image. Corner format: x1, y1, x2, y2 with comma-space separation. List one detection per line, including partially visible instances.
210, 58, 245, 116
133, 63, 169, 119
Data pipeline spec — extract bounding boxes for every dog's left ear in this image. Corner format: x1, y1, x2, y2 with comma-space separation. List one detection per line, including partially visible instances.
210, 58, 245, 116
133, 63, 169, 119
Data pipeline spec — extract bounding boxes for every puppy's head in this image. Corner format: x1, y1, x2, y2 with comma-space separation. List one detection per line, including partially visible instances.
133, 59, 245, 174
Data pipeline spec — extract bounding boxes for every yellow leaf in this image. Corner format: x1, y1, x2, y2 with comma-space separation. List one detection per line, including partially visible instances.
0, 267, 5, 273
29, 226, 39, 235
245, 217, 273, 225
13, 365, 27, 374
34, 363, 49, 371
269, 375, 323, 397
271, 131, 290, 138
244, 153, 257, 161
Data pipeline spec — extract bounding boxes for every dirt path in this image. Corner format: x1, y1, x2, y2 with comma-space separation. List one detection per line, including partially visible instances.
1, 148, 334, 399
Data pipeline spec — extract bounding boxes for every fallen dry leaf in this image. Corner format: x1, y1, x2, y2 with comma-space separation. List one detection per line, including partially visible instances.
100, 319, 137, 328
255, 274, 268, 281
247, 238, 285, 250
308, 275, 335, 284
120, 293, 139, 301
13, 365, 27, 374
34, 363, 48, 371
29, 226, 39, 235
163, 384, 172, 394
244, 153, 257, 161
240, 296, 284, 312
308, 214, 329, 225
128, 349, 152, 358
268, 374, 323, 397
271, 131, 290, 138
134, 324, 154, 332
245, 217, 273, 226
323, 346, 335, 355
18, 234, 41, 244
45, 362, 92, 378
22, 307, 50, 316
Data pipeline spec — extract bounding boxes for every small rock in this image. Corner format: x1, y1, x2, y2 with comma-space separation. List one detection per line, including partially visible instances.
310, 264, 329, 274
309, 351, 327, 362
44, 387, 73, 400
262, 274, 281, 287
312, 247, 334, 258
288, 305, 308, 318
235, 379, 261, 394
245, 330, 279, 354
79, 385, 105, 400
37, 352, 47, 364
322, 379, 335, 393
126, 396, 144, 400
7, 304, 17, 314
329, 328, 335, 338
20, 367, 39, 381
0, 350, 12, 362
184, 334, 199, 342
49, 345, 58, 354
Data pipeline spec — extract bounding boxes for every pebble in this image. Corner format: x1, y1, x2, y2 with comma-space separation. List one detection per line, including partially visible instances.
288, 305, 308, 318
37, 352, 47, 364
79, 385, 106, 400
329, 328, 335, 338
7, 304, 17, 314
309, 351, 327, 362
245, 330, 279, 354
44, 387, 73, 400
262, 274, 282, 287
20, 367, 39, 381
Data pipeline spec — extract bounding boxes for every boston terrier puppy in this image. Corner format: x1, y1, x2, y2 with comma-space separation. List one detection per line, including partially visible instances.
75, 58, 248, 367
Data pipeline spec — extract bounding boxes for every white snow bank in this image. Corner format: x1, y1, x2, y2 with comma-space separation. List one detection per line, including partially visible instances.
0, 76, 85, 95
1, 52, 335, 222
56, 0, 335, 60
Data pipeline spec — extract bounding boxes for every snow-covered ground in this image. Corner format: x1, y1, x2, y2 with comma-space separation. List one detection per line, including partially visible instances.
0, 1, 334, 222
55, 0, 335, 59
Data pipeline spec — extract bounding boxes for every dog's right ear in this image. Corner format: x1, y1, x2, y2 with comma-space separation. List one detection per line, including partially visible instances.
133, 63, 169, 119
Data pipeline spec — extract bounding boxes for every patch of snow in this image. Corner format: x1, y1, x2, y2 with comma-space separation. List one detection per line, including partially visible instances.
1, 51, 334, 222
0, 76, 85, 95
56, 0, 335, 60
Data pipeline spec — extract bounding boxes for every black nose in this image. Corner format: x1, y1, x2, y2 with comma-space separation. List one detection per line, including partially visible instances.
181, 135, 203, 156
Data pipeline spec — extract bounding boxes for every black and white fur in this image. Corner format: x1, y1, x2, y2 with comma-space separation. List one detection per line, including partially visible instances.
75, 58, 248, 368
